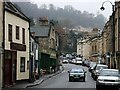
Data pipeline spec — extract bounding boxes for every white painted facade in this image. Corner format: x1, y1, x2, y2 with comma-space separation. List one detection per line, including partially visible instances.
5, 11, 29, 80
77, 39, 90, 59
83, 41, 90, 60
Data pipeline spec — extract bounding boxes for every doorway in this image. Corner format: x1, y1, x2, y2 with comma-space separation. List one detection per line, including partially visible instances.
4, 51, 17, 87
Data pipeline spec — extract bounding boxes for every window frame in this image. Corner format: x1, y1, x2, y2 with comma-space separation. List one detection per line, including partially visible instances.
8, 24, 12, 41
16, 26, 20, 39
22, 28, 25, 44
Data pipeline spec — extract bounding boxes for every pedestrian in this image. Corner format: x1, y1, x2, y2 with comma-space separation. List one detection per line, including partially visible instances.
52, 64, 56, 73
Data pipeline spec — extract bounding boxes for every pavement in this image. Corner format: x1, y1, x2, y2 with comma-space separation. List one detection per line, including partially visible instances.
3, 66, 64, 89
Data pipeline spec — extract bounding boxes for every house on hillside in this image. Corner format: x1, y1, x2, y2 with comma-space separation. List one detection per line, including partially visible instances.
3, 2, 30, 87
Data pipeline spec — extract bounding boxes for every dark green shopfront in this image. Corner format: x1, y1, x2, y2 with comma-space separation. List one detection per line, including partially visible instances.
39, 51, 59, 75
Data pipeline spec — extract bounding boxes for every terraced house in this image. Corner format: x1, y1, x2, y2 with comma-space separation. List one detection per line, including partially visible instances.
3, 2, 30, 87
29, 32, 39, 82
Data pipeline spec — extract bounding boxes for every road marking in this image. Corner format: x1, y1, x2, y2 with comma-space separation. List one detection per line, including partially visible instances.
62, 70, 65, 73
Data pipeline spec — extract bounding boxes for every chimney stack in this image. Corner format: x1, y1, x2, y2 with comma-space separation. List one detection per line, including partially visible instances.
39, 17, 49, 26
31, 32, 35, 38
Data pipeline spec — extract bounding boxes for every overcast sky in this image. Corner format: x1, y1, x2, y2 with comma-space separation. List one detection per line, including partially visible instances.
10, 0, 116, 19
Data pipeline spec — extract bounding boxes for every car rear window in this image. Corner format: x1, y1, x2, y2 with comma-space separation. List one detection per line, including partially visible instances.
71, 69, 83, 73
96, 66, 108, 70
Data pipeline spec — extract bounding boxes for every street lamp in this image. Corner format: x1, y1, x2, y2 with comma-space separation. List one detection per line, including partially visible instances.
100, 1, 114, 12
100, 1, 115, 68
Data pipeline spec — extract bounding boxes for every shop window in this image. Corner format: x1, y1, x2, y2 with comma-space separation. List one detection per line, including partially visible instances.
20, 57, 25, 72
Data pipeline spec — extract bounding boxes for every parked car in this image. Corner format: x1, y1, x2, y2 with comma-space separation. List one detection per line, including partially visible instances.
75, 57, 82, 65
72, 58, 76, 64
89, 62, 96, 73
91, 64, 108, 80
82, 59, 86, 66
68, 59, 72, 63
68, 68, 87, 82
84, 60, 91, 67
62, 58, 69, 64
96, 69, 120, 90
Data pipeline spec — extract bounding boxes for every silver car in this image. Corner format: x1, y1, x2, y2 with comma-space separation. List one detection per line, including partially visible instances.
68, 68, 87, 82
96, 69, 120, 90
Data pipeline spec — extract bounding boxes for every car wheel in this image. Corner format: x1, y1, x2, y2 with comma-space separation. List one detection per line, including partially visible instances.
93, 75, 96, 80
96, 85, 100, 90
94, 76, 97, 81
69, 77, 72, 82
95, 77, 97, 81
91, 73, 94, 78
83, 77, 85, 82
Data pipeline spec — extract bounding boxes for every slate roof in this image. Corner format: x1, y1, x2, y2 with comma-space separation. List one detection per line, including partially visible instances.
30, 24, 50, 38
5, 2, 30, 21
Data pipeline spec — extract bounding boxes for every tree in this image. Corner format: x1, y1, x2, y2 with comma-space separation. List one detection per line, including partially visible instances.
13, 2, 106, 29
40, 4, 47, 9
64, 5, 74, 12
49, 4, 55, 10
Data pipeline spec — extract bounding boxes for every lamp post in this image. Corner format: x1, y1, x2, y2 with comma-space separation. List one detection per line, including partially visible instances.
100, 1, 114, 12
100, 1, 115, 68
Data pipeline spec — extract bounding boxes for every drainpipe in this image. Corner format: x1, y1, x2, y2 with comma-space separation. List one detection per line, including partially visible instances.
118, 5, 120, 72
29, 34, 31, 82
29, 21, 32, 82
2, 1, 5, 88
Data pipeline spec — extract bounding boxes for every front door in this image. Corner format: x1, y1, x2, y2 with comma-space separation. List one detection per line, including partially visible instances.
4, 51, 12, 87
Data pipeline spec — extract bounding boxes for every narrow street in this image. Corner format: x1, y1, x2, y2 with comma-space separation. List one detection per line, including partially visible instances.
1, 1, 120, 90
29, 64, 96, 88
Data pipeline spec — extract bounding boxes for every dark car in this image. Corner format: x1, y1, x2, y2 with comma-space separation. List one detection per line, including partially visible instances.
91, 64, 108, 80
89, 62, 96, 73
68, 68, 87, 82
84, 60, 91, 67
